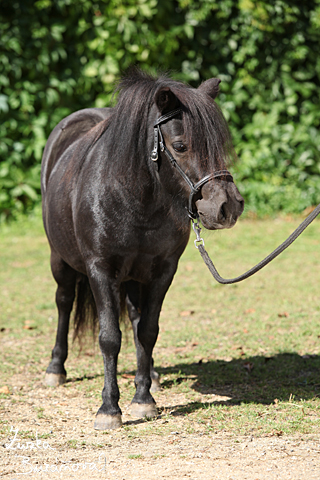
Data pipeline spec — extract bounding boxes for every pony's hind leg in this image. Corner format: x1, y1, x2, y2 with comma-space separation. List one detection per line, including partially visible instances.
44, 250, 77, 387
125, 281, 161, 393
150, 357, 161, 392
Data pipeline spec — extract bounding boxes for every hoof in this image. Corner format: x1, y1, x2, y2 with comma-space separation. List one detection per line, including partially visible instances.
130, 402, 158, 418
150, 377, 161, 392
94, 414, 122, 430
44, 373, 66, 387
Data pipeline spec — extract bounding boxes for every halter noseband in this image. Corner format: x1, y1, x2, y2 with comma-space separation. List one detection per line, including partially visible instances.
150, 108, 234, 220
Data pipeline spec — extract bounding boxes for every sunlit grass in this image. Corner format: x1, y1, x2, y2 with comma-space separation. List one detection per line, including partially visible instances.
1, 211, 320, 436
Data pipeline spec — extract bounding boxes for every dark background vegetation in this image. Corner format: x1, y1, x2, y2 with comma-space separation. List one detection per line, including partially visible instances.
1, 0, 320, 220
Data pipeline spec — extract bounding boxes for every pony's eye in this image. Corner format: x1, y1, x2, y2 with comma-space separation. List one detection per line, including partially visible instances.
173, 143, 187, 153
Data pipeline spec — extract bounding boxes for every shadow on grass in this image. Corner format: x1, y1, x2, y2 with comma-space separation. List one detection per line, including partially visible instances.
63, 353, 320, 416
152, 352, 320, 412
66, 372, 104, 383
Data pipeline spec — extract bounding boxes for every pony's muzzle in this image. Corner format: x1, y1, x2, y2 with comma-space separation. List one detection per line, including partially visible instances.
195, 181, 244, 230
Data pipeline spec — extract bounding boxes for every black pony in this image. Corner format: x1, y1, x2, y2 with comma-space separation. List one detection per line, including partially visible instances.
41, 70, 244, 430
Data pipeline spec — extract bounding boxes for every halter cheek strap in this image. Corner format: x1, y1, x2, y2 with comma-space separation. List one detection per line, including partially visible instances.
150, 109, 234, 219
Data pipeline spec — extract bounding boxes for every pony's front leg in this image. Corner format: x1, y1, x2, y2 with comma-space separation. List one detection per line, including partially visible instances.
126, 280, 161, 393
130, 270, 176, 418
87, 267, 122, 430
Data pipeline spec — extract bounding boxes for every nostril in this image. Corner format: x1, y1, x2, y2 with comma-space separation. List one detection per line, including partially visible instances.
220, 203, 227, 221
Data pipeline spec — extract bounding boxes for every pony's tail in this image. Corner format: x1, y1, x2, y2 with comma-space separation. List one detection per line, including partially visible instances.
72, 275, 128, 346
73, 275, 98, 345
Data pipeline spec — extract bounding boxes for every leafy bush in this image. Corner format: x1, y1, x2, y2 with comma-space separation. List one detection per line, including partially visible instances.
1, 0, 320, 219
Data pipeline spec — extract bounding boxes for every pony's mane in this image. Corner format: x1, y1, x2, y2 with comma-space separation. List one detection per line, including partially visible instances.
105, 69, 236, 174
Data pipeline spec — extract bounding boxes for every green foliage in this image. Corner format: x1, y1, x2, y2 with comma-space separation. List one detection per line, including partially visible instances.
1, 0, 320, 219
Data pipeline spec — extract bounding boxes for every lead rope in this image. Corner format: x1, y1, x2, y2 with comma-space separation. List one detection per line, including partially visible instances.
192, 203, 320, 284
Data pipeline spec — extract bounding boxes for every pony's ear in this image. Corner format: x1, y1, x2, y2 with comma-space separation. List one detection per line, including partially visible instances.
198, 78, 221, 99
155, 87, 179, 114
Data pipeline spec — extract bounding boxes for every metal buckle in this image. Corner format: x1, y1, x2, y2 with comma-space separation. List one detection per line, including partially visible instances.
151, 150, 158, 161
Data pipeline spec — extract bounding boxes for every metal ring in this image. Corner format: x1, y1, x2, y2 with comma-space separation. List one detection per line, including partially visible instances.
194, 238, 205, 249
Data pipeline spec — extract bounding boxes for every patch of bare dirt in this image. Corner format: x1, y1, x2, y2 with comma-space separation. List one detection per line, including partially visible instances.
1, 375, 320, 479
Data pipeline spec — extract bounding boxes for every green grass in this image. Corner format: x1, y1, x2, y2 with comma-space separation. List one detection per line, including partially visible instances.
1, 210, 320, 436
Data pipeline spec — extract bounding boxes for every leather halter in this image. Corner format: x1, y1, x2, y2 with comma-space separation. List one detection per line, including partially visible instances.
150, 108, 234, 219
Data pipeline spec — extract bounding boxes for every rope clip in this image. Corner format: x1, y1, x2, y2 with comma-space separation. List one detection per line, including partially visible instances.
192, 219, 205, 249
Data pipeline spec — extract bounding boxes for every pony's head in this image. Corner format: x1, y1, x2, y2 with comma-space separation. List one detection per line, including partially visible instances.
152, 76, 244, 229
110, 70, 244, 229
